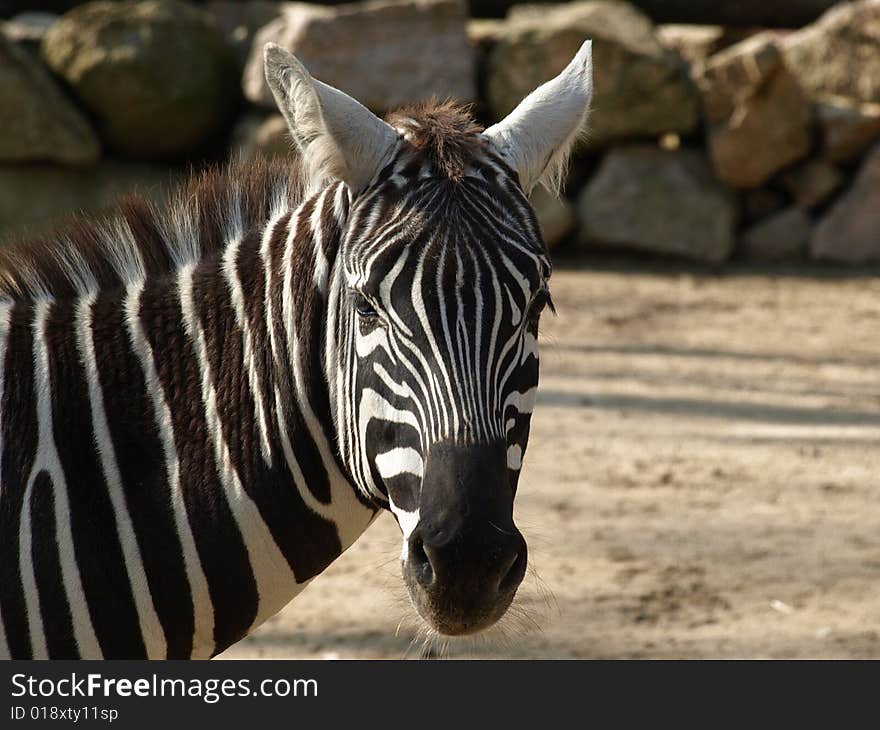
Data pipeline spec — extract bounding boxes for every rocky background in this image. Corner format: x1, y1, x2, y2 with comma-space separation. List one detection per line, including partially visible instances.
2, 0, 879, 264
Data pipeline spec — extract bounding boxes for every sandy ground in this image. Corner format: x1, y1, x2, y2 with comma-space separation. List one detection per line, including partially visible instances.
220, 260, 880, 659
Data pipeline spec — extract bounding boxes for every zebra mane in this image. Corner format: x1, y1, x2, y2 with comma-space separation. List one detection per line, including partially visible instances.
387, 100, 486, 182
0, 156, 304, 302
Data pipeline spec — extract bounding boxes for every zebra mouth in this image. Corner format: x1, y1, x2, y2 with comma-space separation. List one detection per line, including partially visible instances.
404, 576, 521, 637
402, 532, 528, 636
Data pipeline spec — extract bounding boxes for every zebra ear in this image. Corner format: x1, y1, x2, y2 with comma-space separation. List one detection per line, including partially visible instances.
263, 43, 399, 193
484, 41, 593, 195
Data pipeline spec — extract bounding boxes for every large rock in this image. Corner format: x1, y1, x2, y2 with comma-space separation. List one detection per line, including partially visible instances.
244, 0, 475, 112
577, 146, 737, 262
468, 18, 506, 52
698, 33, 812, 189
486, 1, 699, 146
656, 24, 726, 69
817, 96, 880, 164
742, 187, 787, 225
780, 159, 843, 209
205, 1, 281, 71
810, 144, 880, 262
783, 0, 880, 106
41, 0, 238, 160
656, 24, 759, 76
740, 206, 811, 261
0, 161, 181, 242
0, 33, 99, 166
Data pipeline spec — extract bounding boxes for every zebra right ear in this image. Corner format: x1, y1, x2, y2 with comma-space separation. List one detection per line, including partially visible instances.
264, 43, 399, 193
484, 41, 593, 195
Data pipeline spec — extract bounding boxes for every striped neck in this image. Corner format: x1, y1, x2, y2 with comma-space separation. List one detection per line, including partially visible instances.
0, 175, 377, 660
155, 179, 379, 656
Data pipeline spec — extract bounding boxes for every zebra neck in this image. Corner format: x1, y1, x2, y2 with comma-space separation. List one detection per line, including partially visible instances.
118, 185, 376, 655
260, 179, 373, 515
151, 180, 376, 653
0, 180, 376, 660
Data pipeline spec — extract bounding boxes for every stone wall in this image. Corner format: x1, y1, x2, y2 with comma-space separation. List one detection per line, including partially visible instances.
2, 0, 879, 263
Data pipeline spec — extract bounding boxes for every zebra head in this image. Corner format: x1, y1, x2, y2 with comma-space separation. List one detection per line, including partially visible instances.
265, 43, 592, 636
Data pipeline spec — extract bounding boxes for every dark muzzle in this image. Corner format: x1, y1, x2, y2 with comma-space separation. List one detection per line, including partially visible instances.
403, 440, 527, 635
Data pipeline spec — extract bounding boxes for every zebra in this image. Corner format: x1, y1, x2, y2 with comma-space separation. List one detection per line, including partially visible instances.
0, 41, 593, 659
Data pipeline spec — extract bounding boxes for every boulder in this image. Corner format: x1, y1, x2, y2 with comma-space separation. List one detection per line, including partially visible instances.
783, 0, 880, 106
468, 18, 507, 52
41, 0, 238, 160
742, 187, 788, 225
529, 187, 576, 251
740, 206, 811, 260
486, 1, 699, 146
810, 143, 880, 262
656, 24, 736, 70
698, 33, 812, 189
780, 159, 843, 208
204, 1, 281, 71
0, 33, 99, 166
816, 96, 880, 164
243, 0, 475, 112
0, 161, 181, 242
230, 112, 292, 161
577, 146, 737, 263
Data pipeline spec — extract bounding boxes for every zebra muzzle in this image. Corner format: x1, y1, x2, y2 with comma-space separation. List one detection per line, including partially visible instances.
401, 441, 528, 636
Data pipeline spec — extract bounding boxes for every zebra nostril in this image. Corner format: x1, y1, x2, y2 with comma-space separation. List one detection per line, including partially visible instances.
410, 535, 434, 588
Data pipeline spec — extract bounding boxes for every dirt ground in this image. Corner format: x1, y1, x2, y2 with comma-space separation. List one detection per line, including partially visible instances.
220, 259, 880, 659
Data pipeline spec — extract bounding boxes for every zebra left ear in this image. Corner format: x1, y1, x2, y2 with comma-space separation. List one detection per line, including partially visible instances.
264, 43, 399, 193
484, 41, 593, 195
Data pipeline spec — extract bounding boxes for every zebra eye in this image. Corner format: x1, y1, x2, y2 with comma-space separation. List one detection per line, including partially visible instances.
354, 293, 379, 319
